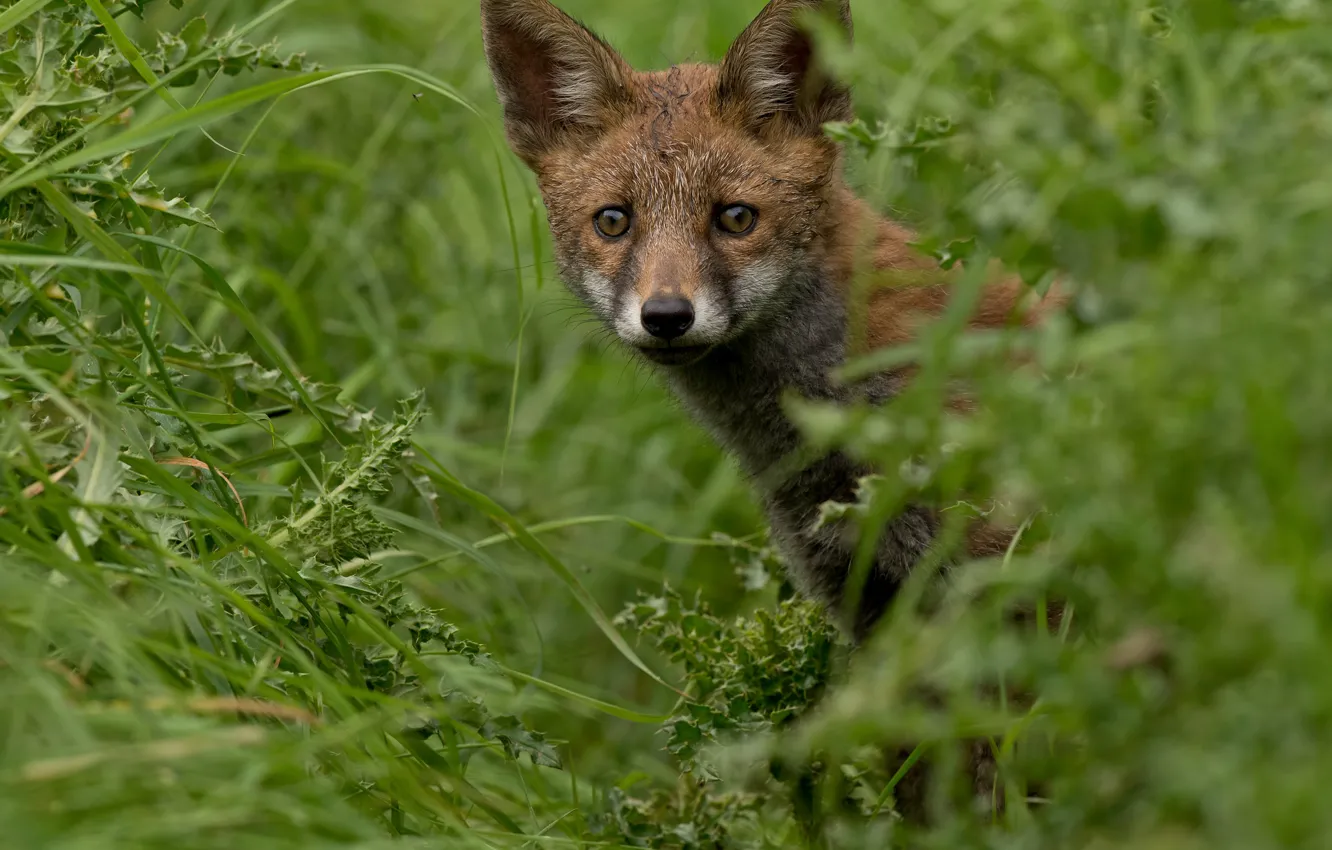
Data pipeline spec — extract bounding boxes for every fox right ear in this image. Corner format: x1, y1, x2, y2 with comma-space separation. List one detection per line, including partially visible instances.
719, 0, 854, 138
480, 0, 634, 166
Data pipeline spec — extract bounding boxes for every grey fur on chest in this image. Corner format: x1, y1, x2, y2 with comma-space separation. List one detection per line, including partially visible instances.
660, 275, 939, 638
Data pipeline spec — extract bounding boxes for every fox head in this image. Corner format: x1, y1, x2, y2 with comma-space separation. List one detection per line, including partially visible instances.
480, 0, 857, 366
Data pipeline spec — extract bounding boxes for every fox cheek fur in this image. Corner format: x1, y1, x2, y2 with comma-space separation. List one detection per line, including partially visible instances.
479, 0, 1062, 639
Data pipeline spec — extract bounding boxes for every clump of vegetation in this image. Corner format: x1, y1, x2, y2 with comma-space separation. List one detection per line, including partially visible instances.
617, 589, 838, 777
4, 0, 1332, 848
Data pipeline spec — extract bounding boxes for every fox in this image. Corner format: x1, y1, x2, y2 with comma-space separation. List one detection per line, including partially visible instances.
479, 0, 1065, 641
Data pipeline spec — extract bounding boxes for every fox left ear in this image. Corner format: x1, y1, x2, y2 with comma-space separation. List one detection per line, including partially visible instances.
480, 0, 634, 167
718, 0, 853, 137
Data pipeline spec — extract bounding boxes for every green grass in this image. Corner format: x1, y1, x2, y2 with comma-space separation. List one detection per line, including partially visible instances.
4, 0, 1332, 847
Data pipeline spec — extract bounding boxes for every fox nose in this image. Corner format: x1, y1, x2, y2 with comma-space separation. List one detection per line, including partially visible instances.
641, 297, 695, 340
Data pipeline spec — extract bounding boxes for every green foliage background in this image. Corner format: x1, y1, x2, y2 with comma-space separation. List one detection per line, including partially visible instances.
3, 0, 1331, 847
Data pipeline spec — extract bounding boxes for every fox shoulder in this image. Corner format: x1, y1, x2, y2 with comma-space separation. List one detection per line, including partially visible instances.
823, 196, 1068, 354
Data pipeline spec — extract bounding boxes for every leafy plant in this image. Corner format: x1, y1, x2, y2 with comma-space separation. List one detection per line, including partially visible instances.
618, 588, 839, 777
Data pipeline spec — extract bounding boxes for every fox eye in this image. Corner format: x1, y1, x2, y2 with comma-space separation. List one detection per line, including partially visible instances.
594, 207, 632, 239
716, 204, 757, 236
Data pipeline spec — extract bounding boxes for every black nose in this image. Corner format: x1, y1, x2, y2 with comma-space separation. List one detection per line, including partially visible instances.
640, 297, 695, 340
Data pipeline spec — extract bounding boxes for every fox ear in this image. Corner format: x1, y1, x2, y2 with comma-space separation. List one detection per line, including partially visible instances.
718, 0, 853, 137
480, 0, 634, 166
